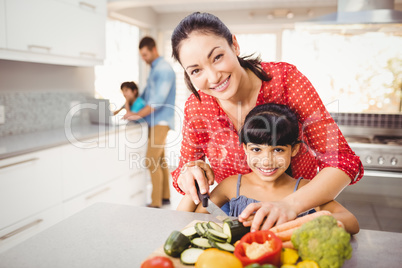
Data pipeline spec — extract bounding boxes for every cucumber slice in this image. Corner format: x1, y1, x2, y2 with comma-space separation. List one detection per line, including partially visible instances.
207, 221, 223, 233
214, 242, 235, 252
191, 237, 212, 249
201, 222, 209, 233
180, 248, 204, 265
206, 229, 229, 242
181, 226, 199, 240
194, 222, 206, 237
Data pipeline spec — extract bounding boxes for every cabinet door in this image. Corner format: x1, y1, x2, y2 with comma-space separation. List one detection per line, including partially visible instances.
5, 0, 105, 62
0, 147, 62, 230
61, 134, 129, 200
0, 205, 63, 253
0, 0, 5, 48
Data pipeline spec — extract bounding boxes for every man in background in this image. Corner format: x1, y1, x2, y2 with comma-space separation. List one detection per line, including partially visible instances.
124, 36, 176, 208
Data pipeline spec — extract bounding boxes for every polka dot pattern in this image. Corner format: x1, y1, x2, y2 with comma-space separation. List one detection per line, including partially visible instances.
171, 62, 364, 194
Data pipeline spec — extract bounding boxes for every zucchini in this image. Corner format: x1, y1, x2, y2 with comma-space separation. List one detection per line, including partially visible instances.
194, 222, 206, 237
201, 222, 209, 233
180, 248, 204, 265
181, 226, 199, 240
222, 219, 250, 243
163, 230, 191, 257
207, 221, 223, 233
212, 241, 235, 252
205, 228, 229, 243
191, 237, 212, 249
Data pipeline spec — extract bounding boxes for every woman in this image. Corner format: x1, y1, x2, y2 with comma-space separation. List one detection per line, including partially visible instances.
170, 12, 363, 231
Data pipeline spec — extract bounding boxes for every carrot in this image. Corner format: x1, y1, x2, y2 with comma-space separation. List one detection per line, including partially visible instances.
269, 210, 332, 233
274, 226, 299, 241
282, 240, 294, 249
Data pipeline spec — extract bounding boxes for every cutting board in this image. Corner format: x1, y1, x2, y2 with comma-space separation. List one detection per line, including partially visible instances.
142, 220, 206, 268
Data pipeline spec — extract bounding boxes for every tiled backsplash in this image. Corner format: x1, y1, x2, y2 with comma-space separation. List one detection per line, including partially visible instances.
0, 91, 91, 137
331, 112, 402, 129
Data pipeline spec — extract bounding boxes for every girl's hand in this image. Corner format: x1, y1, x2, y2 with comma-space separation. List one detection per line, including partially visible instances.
238, 201, 298, 232
123, 111, 140, 120
177, 160, 215, 205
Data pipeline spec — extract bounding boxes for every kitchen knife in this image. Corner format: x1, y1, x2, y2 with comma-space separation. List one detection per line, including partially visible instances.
195, 181, 235, 222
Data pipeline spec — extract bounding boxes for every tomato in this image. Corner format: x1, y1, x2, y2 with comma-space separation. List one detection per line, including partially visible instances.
141, 256, 174, 268
195, 248, 242, 268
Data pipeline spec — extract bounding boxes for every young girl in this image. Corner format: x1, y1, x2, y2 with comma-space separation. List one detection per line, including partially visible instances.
113, 81, 146, 116
178, 103, 360, 235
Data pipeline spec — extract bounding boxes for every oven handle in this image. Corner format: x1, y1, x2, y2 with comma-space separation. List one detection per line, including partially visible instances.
364, 170, 402, 179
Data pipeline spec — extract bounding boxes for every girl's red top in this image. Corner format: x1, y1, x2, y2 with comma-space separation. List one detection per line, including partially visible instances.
171, 62, 363, 194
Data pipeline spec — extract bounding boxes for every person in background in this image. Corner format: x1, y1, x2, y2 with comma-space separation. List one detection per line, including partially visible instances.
124, 36, 176, 208
113, 81, 146, 115
170, 12, 363, 231
177, 103, 360, 235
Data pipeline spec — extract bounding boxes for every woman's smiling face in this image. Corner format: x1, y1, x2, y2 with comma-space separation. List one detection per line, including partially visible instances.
178, 32, 243, 100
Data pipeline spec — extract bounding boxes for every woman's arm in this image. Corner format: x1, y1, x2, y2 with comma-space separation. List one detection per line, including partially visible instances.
239, 167, 351, 231
318, 199, 360, 235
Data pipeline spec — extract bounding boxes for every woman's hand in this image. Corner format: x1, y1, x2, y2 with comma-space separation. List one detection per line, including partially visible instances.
123, 111, 141, 121
238, 201, 298, 232
177, 160, 215, 205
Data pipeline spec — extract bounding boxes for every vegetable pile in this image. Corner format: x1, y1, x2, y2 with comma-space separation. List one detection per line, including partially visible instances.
291, 215, 353, 268
163, 219, 250, 266
143, 213, 354, 267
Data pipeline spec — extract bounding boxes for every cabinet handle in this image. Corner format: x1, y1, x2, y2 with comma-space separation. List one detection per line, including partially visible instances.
130, 190, 144, 199
28, 45, 51, 52
0, 157, 39, 170
0, 219, 43, 241
85, 187, 110, 200
79, 1, 96, 11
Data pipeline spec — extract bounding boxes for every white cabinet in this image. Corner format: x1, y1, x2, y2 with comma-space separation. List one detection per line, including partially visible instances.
0, 125, 148, 253
0, 147, 62, 231
0, 0, 5, 49
2, 0, 106, 66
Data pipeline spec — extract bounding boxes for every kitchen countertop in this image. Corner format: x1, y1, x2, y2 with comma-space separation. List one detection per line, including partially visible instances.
0, 122, 145, 160
0, 203, 401, 268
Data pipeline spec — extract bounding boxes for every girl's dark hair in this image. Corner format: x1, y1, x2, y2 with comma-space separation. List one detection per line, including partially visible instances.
171, 12, 272, 101
239, 103, 299, 147
120, 81, 139, 98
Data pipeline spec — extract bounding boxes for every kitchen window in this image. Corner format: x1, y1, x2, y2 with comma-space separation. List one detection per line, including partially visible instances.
282, 29, 402, 114
94, 19, 140, 110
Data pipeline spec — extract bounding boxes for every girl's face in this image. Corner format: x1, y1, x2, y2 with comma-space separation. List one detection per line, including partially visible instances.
121, 86, 136, 103
243, 143, 299, 182
178, 32, 243, 100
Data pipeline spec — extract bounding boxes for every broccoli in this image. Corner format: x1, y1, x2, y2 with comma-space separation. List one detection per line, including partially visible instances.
291, 215, 352, 268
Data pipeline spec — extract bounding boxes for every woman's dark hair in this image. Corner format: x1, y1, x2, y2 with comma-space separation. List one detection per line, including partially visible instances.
120, 81, 139, 98
171, 12, 272, 101
239, 103, 299, 147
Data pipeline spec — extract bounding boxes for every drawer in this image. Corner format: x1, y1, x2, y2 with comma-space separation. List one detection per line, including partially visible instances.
0, 147, 62, 230
0, 204, 63, 253
61, 136, 128, 200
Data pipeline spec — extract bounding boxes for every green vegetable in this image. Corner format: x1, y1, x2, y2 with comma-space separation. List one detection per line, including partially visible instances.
222, 219, 250, 243
163, 230, 191, 257
180, 248, 204, 265
291, 215, 352, 268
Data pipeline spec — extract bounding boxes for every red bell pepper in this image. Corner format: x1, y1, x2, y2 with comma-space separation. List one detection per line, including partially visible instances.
234, 230, 282, 267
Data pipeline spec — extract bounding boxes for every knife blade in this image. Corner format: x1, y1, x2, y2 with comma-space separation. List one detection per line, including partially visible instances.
195, 181, 236, 222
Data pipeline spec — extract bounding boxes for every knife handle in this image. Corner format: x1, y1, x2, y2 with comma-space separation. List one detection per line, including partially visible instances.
195, 181, 209, 207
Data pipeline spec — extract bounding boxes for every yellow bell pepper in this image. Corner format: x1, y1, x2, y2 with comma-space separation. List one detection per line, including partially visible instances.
296, 260, 319, 268
281, 248, 299, 265
195, 248, 242, 268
